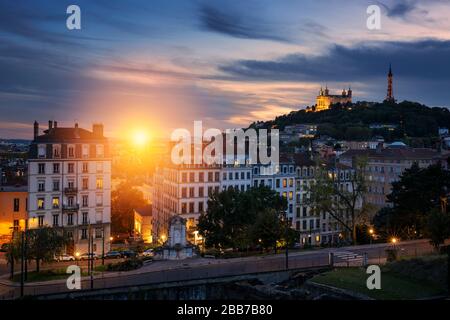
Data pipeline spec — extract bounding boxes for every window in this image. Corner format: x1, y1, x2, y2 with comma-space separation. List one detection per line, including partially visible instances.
296, 207, 300, 218
68, 196, 74, 206
247, 172, 250, 179
82, 212, 88, 225
95, 210, 103, 223
82, 144, 89, 158
96, 162, 103, 173
240, 172, 244, 179
96, 144, 104, 157
38, 163, 45, 174
283, 179, 287, 188
302, 220, 307, 230
181, 188, 187, 198
38, 216, 44, 227
68, 163, 74, 174
189, 187, 195, 197
276, 179, 280, 188
229, 172, 233, 180
198, 202, 204, 212
96, 194, 103, 207
189, 172, 195, 182
38, 181, 45, 192
189, 202, 194, 213
82, 178, 89, 190
181, 203, 187, 214
67, 213, 74, 226
182, 173, 187, 183
198, 187, 204, 197
53, 163, 60, 173
223, 172, 227, 180
96, 178, 103, 189
82, 162, 89, 173
95, 228, 103, 239
38, 145, 46, 158
208, 172, 213, 182
53, 215, 59, 226
37, 198, 45, 210
235, 172, 239, 180
13, 198, 19, 212
302, 207, 307, 217
13, 220, 19, 232
199, 172, 204, 182
289, 178, 294, 187
52, 197, 59, 209
82, 195, 88, 207
208, 186, 213, 196
68, 145, 75, 158
81, 228, 87, 240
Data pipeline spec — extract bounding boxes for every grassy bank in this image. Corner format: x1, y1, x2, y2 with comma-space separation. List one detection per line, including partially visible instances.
310, 255, 448, 300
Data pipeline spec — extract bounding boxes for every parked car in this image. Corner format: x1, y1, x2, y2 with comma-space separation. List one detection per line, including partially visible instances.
78, 253, 99, 260
142, 249, 154, 257
104, 251, 122, 259
121, 250, 136, 258
55, 254, 76, 262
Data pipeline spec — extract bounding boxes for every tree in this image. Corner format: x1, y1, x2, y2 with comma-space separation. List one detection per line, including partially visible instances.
382, 164, 450, 239
250, 208, 283, 252
111, 182, 147, 236
27, 227, 66, 272
308, 157, 374, 245
197, 186, 288, 250
426, 209, 450, 251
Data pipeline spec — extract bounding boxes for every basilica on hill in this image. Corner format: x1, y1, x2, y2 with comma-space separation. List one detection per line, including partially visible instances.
307, 65, 394, 112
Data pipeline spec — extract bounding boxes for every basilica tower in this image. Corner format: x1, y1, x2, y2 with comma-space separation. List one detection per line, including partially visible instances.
385, 64, 395, 103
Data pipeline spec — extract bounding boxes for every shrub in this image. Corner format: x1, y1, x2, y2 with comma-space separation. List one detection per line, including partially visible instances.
106, 258, 143, 272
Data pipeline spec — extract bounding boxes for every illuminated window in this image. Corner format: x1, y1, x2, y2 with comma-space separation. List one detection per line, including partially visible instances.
283, 179, 287, 188
96, 178, 103, 189
37, 198, 45, 210
52, 197, 60, 209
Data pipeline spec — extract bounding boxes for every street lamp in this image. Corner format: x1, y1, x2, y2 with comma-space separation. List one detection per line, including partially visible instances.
369, 228, 374, 245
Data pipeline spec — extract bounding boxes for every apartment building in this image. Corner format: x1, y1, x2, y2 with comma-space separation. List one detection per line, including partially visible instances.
0, 185, 27, 245
28, 121, 111, 255
339, 143, 439, 207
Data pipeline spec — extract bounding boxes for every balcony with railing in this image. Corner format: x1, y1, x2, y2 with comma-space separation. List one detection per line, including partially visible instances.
64, 187, 78, 195
62, 204, 79, 212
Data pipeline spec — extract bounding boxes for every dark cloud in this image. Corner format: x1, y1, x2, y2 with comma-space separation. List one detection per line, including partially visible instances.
218, 39, 450, 82
198, 3, 290, 43
379, 0, 417, 18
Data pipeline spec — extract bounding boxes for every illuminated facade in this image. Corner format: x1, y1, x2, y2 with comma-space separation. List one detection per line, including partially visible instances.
314, 86, 352, 112
0, 186, 27, 245
28, 121, 111, 255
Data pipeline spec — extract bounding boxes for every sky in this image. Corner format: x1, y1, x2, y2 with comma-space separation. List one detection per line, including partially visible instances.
1, 0, 450, 139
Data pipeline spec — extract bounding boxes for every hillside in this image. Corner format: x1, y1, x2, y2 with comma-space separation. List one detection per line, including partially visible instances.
250, 101, 450, 144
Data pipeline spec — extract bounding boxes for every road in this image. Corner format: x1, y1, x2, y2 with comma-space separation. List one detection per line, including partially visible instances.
0, 239, 443, 299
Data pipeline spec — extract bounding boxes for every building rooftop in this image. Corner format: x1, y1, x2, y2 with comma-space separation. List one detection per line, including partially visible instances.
340, 147, 439, 160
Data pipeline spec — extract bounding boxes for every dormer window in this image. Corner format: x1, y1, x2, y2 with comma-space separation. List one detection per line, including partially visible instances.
38, 144, 46, 158
82, 144, 89, 158
53, 144, 61, 158
68, 145, 75, 158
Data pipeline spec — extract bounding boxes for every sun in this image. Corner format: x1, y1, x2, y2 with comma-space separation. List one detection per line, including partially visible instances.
131, 130, 149, 147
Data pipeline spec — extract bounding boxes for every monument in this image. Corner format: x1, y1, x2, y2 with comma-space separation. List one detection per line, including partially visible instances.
159, 215, 195, 260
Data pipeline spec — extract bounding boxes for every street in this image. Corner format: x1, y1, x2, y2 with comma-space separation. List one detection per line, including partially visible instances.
0, 239, 444, 299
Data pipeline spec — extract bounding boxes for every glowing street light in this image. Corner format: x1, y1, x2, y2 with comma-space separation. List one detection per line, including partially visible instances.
391, 237, 398, 244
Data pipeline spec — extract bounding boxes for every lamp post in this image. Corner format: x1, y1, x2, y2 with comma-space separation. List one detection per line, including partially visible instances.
20, 230, 24, 298
102, 228, 105, 266
369, 228, 374, 245
283, 210, 289, 270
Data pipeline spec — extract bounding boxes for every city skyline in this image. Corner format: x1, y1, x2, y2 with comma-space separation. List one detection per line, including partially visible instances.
2, 0, 450, 139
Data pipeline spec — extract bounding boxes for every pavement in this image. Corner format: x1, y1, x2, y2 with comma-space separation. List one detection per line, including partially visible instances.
0, 238, 444, 299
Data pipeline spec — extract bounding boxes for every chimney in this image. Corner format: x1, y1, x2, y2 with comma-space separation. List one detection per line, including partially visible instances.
92, 123, 104, 137
33, 121, 39, 139
48, 120, 53, 130
54, 121, 58, 128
